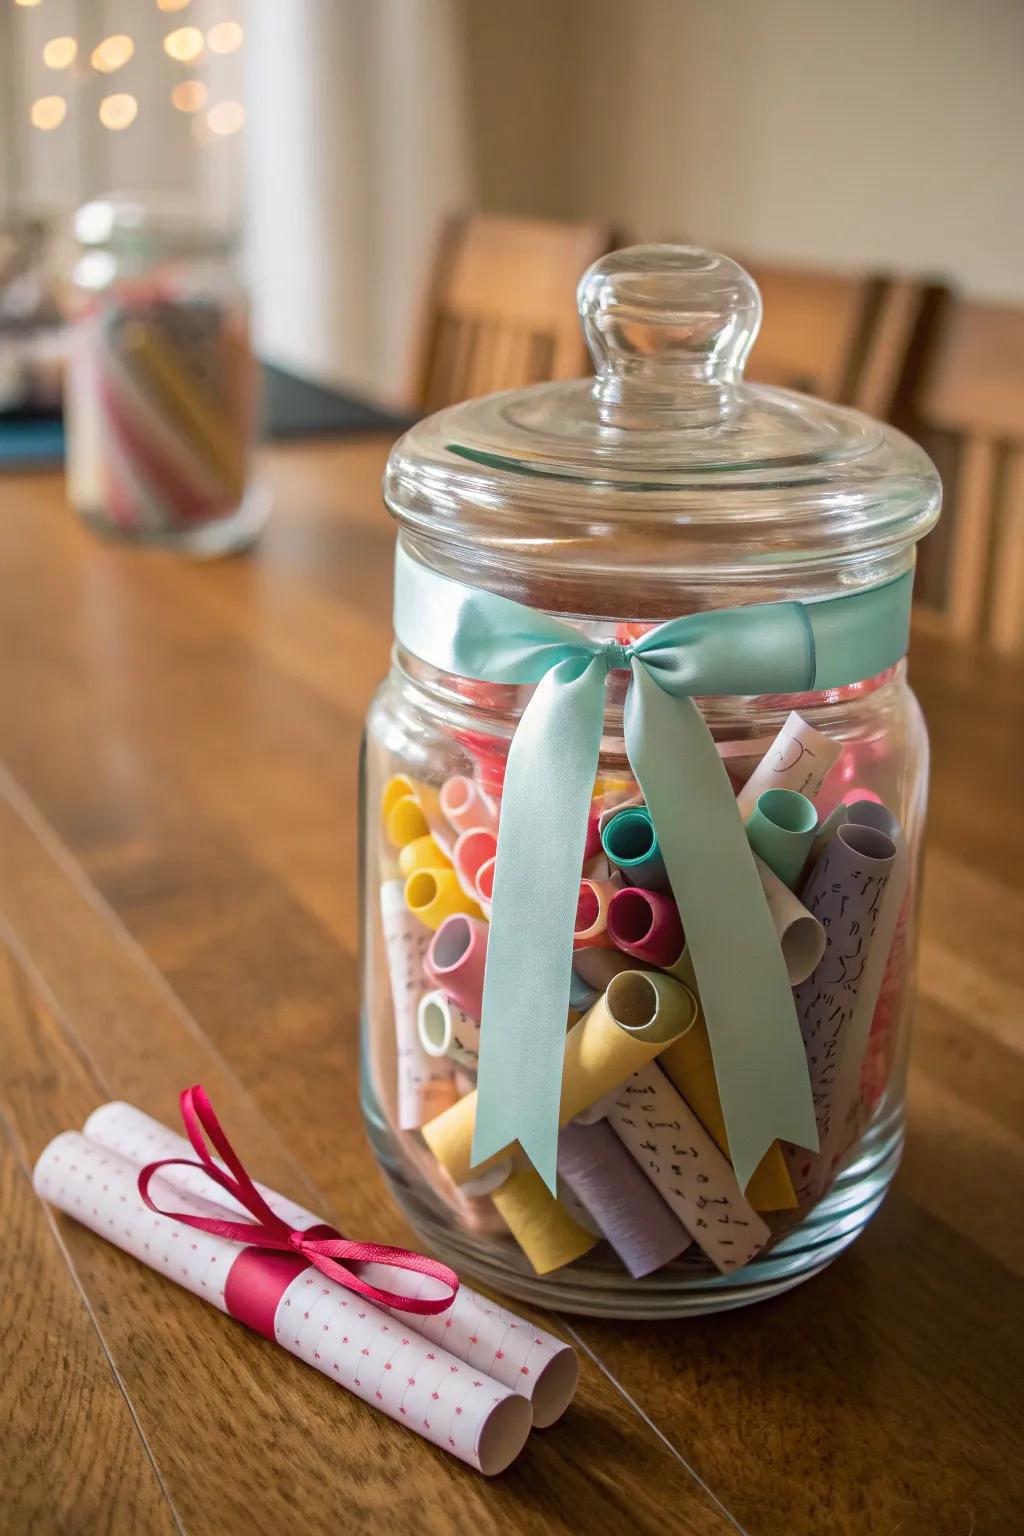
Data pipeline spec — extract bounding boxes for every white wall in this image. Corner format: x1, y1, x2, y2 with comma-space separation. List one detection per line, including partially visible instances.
242, 0, 472, 403
556, 0, 1024, 301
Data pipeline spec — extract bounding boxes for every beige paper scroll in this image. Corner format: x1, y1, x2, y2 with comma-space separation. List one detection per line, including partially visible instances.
605, 1065, 771, 1273
490, 1163, 599, 1275
737, 710, 842, 819
381, 881, 458, 1129
422, 971, 697, 1186
754, 854, 827, 985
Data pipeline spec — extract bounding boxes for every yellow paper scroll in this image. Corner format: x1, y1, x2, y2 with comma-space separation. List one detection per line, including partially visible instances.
490, 1164, 598, 1275
662, 951, 797, 1211
422, 970, 697, 1185
403, 869, 481, 930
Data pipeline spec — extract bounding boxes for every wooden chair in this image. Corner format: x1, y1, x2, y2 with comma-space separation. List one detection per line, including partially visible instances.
910, 301, 1024, 652
742, 261, 945, 420
407, 214, 615, 410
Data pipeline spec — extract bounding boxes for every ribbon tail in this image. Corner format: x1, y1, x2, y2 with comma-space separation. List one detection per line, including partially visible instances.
472, 656, 607, 1195
625, 665, 819, 1191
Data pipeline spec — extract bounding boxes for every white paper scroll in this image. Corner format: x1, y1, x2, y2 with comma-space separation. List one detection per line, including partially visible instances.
737, 710, 842, 819
787, 820, 898, 1200
381, 880, 457, 1129
33, 1132, 531, 1474
418, 990, 481, 1068
83, 1102, 578, 1428
604, 1066, 770, 1273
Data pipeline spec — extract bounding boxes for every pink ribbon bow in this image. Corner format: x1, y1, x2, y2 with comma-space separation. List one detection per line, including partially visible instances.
138, 1085, 459, 1316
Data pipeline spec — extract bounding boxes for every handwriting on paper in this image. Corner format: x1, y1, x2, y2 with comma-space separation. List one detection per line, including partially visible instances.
606, 1066, 769, 1273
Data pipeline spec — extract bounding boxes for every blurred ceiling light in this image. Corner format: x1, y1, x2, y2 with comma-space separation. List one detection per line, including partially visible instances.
206, 100, 245, 136
30, 96, 67, 130
205, 100, 245, 136
43, 37, 78, 69
171, 80, 207, 113
206, 21, 243, 54
163, 26, 204, 62
91, 35, 135, 73
158, 0, 192, 10
99, 94, 138, 131
15, 1, 43, 8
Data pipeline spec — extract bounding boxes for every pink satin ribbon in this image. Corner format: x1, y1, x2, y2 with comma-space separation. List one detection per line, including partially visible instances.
138, 1085, 459, 1316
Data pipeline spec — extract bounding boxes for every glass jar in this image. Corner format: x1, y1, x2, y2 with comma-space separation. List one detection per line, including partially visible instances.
361, 247, 941, 1318
63, 195, 267, 556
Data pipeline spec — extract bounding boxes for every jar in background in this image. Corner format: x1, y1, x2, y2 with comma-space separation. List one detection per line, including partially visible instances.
64, 195, 267, 556
360, 247, 942, 1318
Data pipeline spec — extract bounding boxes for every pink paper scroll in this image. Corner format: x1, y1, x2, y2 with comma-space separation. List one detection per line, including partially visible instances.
83, 1101, 579, 1429
424, 914, 489, 1021
34, 1130, 533, 1472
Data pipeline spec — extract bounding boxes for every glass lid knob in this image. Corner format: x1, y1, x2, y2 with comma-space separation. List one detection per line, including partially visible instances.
577, 245, 762, 427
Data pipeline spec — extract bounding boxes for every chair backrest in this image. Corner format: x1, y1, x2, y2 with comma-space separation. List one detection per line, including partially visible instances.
408, 214, 615, 410
911, 300, 1024, 652
742, 260, 944, 420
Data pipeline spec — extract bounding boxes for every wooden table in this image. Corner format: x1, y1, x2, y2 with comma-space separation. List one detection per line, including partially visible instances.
2, 437, 1021, 1536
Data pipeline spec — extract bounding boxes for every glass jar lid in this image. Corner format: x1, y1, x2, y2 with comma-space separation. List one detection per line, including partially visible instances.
385, 245, 941, 605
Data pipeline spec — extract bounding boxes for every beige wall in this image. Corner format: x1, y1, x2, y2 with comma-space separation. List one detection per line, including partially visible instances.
468, 0, 1024, 302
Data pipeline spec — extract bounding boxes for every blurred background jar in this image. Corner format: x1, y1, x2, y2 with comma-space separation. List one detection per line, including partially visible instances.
63, 194, 267, 557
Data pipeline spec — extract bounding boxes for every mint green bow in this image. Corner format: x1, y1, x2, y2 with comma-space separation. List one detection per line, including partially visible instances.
393, 544, 913, 1196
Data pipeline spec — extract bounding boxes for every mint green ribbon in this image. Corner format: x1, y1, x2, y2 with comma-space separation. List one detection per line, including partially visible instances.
393, 544, 913, 1195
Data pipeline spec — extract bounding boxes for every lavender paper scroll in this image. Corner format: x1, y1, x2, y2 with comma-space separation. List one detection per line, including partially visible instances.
787, 820, 897, 1200
557, 1119, 691, 1278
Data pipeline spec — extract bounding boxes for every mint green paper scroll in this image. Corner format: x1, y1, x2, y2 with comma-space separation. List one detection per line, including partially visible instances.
745, 788, 818, 889
392, 542, 914, 1196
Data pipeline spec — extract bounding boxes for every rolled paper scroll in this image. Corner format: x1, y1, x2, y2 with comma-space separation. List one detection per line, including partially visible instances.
424, 915, 489, 1021
583, 811, 602, 863
570, 1086, 625, 1127
571, 945, 651, 991
418, 990, 482, 1069
657, 966, 797, 1211
557, 1119, 691, 1278
787, 821, 897, 1199
600, 807, 670, 892
83, 1101, 578, 1429
811, 801, 909, 1166
386, 795, 430, 850
605, 1066, 771, 1273
753, 855, 827, 986
606, 886, 685, 968
807, 800, 850, 869
736, 709, 843, 819
404, 868, 481, 930
382, 774, 417, 820
568, 969, 601, 1013
473, 856, 495, 917
453, 828, 498, 903
381, 882, 458, 1128
490, 1163, 598, 1275
35, 1134, 531, 1474
398, 834, 453, 879
573, 878, 619, 948
440, 775, 499, 838
744, 788, 818, 889
422, 970, 697, 1185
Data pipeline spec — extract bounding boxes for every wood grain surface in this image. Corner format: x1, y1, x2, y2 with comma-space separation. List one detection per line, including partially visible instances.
1, 437, 1021, 1536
